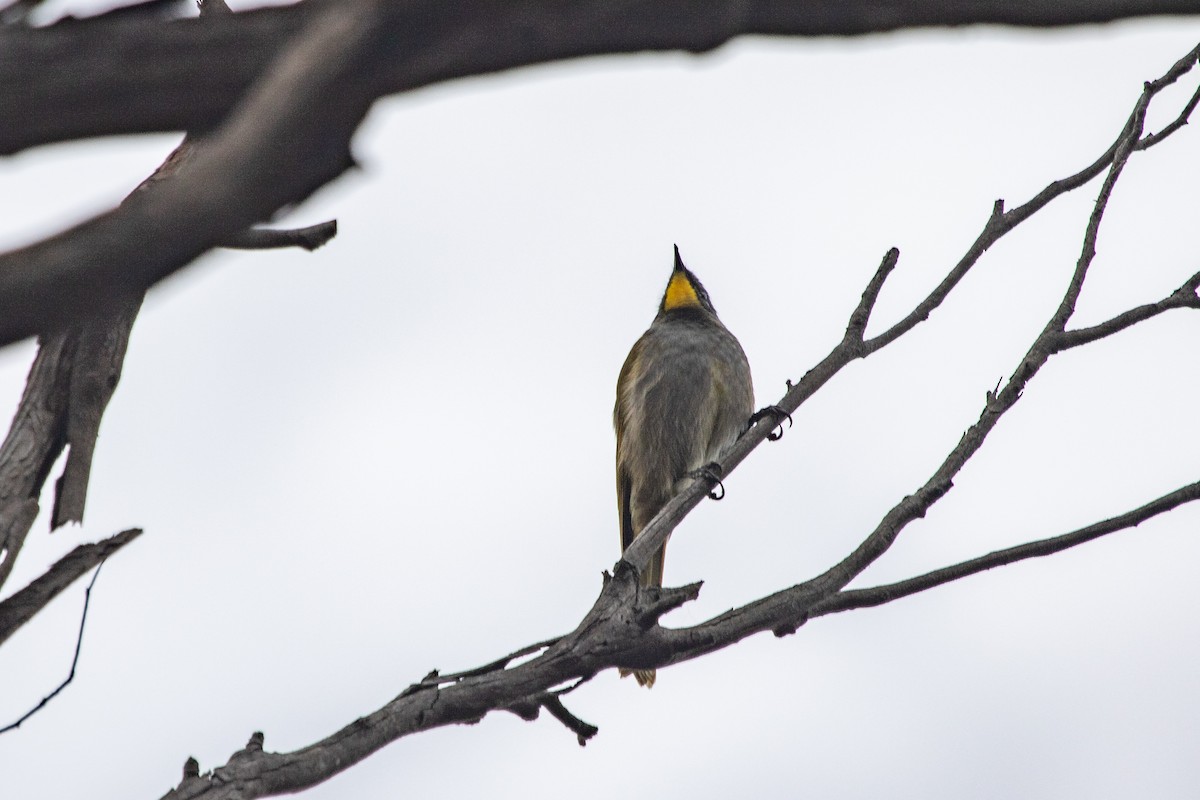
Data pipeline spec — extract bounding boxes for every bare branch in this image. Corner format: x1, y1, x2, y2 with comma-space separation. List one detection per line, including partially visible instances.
155, 473, 1200, 799
0, 559, 107, 735
624, 47, 1200, 584
405, 635, 564, 693
155, 564, 661, 800
220, 221, 338, 252
0, 528, 141, 647
844, 247, 899, 346
0, 336, 74, 586
1138, 78, 1200, 148
51, 296, 143, 528
0, 498, 38, 590
865, 199, 1008, 351
642, 44, 1199, 662
1057, 268, 1200, 349
0, 1, 338, 542
809, 480, 1200, 617
864, 44, 1200, 352
4, 2, 1200, 154
541, 695, 599, 747
1045, 89, 1153, 334
0, 0, 371, 348
0, 11, 1183, 799
0, 16, 1194, 351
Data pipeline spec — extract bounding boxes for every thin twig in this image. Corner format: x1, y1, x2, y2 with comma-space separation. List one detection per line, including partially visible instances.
866, 43, 1200, 353
809, 479, 1200, 617
1057, 268, 1200, 350
0, 528, 141, 647
403, 635, 565, 694
0, 561, 107, 735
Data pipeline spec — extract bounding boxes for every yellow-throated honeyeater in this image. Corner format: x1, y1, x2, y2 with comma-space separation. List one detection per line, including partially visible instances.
614, 245, 754, 687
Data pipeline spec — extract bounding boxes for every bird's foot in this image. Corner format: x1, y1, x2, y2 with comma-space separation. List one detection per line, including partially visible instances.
750, 405, 792, 441
689, 462, 725, 500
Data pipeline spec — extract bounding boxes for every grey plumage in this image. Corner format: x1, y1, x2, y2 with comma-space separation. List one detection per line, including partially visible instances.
614, 247, 753, 686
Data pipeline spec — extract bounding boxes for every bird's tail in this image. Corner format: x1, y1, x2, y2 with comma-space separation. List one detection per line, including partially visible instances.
619, 667, 657, 687
617, 545, 664, 688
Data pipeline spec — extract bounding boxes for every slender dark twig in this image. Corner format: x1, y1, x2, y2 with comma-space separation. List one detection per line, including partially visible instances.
404, 635, 565, 694
0, 561, 106, 735
809, 479, 1200, 617
0, 528, 141, 646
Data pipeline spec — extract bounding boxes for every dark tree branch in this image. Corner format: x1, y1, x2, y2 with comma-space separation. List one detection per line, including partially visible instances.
0, 0, 46, 25
406, 635, 565, 694
220, 221, 338, 252
155, 467, 1200, 800
0, 0, 367, 348
0, 338, 74, 587
640, 37, 1189, 662
0, 9, 1197, 352
1057, 268, 1200, 350
1045, 85, 1151, 335
0, 559, 108, 735
141, 39, 1200, 800
50, 295, 143, 528
0, 7, 1184, 797
623, 43, 1200, 583
844, 247, 900, 346
502, 689, 597, 747
541, 695, 599, 747
865, 43, 1200, 354
0, 0, 338, 582
0, 528, 140, 647
808, 479, 1200, 617
0, 0, 343, 677
0, 498, 38, 590
5, 1, 1200, 154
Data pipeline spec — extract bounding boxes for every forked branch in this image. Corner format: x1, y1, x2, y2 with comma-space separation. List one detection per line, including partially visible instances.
157, 45, 1200, 800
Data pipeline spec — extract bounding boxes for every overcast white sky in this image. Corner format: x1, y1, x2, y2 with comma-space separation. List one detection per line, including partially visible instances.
3, 5, 1200, 799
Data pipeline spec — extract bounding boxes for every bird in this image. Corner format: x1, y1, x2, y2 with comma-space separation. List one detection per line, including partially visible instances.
614, 245, 754, 687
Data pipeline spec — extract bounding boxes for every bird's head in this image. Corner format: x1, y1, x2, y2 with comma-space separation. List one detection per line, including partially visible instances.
658, 244, 717, 317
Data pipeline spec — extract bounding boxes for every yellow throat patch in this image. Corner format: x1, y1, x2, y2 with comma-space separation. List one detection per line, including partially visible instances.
663, 271, 701, 310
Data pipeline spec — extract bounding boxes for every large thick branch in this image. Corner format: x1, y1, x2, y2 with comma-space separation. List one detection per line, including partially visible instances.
50, 296, 143, 529
2, 7, 1198, 351
0, 46, 336, 589
0, 338, 73, 582
0, 0, 366, 347
4, 0, 1200, 156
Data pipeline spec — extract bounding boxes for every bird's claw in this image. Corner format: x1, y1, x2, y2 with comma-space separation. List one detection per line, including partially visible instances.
750, 405, 792, 441
690, 462, 725, 500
